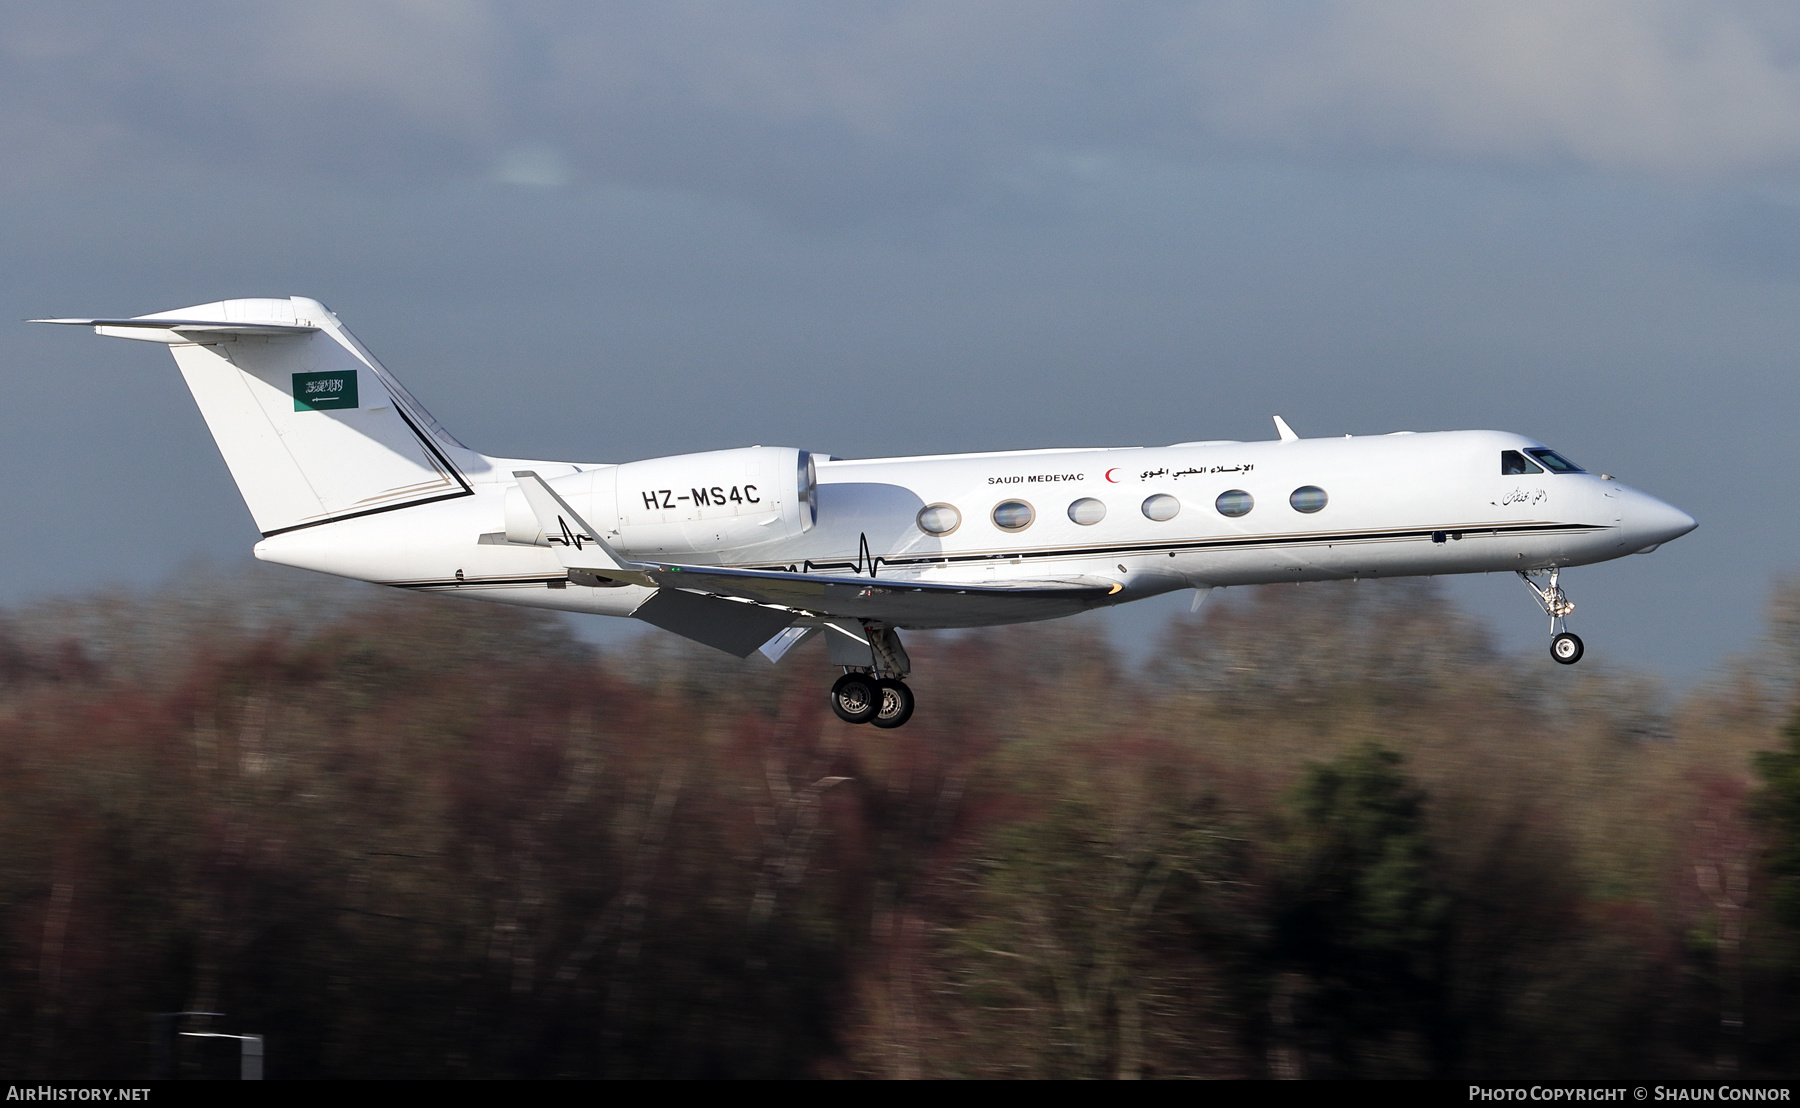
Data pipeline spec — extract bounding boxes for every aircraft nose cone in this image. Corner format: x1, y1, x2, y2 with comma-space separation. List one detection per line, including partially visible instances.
1623, 489, 1696, 551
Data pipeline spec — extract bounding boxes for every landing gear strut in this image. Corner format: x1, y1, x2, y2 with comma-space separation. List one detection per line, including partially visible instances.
828, 624, 916, 727
1518, 568, 1583, 665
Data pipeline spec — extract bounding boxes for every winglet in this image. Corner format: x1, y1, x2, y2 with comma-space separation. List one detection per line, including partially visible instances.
1273, 415, 1299, 442
512, 471, 658, 588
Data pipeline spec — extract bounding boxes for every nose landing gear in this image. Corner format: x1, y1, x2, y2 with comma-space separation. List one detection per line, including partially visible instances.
1519, 568, 1583, 665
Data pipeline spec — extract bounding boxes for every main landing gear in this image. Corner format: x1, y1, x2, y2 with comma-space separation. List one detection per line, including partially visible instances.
828, 624, 916, 728
1518, 568, 1583, 665
830, 672, 916, 728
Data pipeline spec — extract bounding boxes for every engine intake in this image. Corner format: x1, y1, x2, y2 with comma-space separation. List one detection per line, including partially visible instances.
504, 446, 817, 557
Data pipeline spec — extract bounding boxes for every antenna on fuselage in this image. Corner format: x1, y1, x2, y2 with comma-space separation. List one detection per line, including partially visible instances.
1273, 415, 1299, 442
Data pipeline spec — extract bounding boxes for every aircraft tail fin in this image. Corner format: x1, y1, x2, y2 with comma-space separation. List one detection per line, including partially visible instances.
36, 297, 475, 535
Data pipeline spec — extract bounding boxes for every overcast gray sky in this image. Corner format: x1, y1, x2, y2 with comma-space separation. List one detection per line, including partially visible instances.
6, 1, 1800, 682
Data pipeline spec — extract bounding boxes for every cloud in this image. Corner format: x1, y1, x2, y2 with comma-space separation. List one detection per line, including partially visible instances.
6, 2, 1800, 208
1185, 0, 1800, 178
492, 143, 570, 187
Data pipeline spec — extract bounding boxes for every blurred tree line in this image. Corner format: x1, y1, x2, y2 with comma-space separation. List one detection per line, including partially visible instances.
4, 565, 1800, 1079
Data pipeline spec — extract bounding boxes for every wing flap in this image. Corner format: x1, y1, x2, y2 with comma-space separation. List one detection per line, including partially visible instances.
632, 589, 798, 658
642, 563, 1117, 626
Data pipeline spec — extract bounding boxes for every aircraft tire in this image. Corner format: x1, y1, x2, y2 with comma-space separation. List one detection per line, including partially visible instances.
830, 672, 881, 724
870, 679, 915, 729
1551, 632, 1584, 665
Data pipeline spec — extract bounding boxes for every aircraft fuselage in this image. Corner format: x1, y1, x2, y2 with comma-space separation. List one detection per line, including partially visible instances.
255, 428, 1694, 629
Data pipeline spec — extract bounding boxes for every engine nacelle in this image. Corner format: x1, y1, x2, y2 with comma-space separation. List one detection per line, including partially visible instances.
504, 446, 817, 558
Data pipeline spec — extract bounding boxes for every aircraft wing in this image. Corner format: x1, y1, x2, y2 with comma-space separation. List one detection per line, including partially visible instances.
510, 470, 1117, 627
641, 562, 1120, 627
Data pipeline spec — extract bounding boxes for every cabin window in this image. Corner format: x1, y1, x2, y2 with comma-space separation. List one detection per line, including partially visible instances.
1214, 490, 1254, 518
1290, 485, 1328, 513
1068, 497, 1107, 525
1526, 448, 1584, 474
1142, 494, 1181, 521
1500, 450, 1543, 475
916, 503, 961, 535
992, 499, 1035, 531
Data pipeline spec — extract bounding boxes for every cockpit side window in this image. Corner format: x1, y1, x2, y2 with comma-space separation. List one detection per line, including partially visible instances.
1525, 448, 1584, 474
1501, 449, 1543, 475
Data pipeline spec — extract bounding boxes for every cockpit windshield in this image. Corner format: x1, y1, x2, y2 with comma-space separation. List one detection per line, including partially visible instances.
1500, 449, 1542, 475
1525, 448, 1584, 474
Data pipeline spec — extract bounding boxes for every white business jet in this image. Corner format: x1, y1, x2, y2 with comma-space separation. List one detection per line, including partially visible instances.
36, 297, 1696, 728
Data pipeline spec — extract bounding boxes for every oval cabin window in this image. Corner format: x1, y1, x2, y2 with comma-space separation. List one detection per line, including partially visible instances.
1289, 486, 1328, 513
1068, 497, 1107, 525
1141, 494, 1181, 522
916, 503, 961, 535
1215, 490, 1254, 518
991, 500, 1035, 531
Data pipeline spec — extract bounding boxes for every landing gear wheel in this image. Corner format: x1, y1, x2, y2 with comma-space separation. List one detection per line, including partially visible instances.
830, 672, 881, 724
870, 679, 915, 729
1521, 570, 1585, 668
1551, 632, 1584, 665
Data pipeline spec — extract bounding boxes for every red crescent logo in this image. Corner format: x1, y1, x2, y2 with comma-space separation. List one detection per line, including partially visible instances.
1104, 468, 1121, 483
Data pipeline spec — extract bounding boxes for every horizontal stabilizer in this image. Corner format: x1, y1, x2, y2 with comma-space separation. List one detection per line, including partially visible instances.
32, 318, 320, 342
